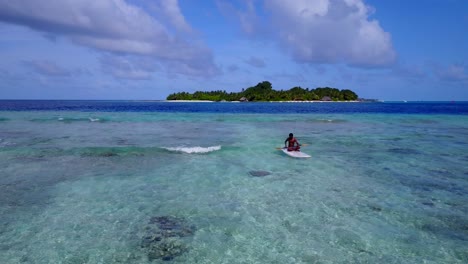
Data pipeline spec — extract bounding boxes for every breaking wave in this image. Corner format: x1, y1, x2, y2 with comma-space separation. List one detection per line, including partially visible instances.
164, 146, 221, 154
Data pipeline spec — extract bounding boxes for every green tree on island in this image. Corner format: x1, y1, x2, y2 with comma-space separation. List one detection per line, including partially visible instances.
166, 81, 358, 101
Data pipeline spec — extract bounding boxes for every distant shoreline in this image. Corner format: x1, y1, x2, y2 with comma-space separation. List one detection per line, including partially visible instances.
164, 100, 363, 103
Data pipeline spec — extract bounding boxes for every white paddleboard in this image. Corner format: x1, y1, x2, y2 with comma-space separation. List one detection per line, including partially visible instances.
281, 148, 311, 158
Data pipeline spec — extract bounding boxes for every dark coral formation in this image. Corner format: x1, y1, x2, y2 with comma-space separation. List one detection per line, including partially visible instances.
249, 170, 271, 177
141, 216, 196, 261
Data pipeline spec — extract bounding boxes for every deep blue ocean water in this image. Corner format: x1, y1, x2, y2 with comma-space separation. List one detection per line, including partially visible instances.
0, 100, 467, 263
1, 100, 468, 114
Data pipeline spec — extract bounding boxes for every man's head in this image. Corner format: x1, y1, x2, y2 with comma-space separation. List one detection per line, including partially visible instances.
289, 133, 293, 138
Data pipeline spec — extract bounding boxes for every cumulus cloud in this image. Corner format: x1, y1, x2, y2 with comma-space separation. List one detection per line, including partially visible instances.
216, 0, 265, 37
244, 56, 266, 68
0, 0, 219, 78
237, 0, 260, 35
228, 0, 396, 67
158, 0, 194, 34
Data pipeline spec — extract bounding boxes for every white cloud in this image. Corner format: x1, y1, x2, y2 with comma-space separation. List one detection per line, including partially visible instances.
159, 0, 194, 34
0, 0, 219, 77
275, 0, 330, 17
238, 0, 259, 35
216, 0, 264, 37
231, 0, 396, 67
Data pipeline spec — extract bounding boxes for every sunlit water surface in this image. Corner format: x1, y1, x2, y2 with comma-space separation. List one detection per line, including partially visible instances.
0, 102, 467, 263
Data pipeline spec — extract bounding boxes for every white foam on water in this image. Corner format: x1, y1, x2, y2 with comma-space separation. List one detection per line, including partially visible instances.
0, 139, 14, 147
164, 145, 221, 153
89, 118, 100, 122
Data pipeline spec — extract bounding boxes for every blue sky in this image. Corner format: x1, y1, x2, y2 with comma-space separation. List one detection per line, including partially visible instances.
0, 0, 466, 100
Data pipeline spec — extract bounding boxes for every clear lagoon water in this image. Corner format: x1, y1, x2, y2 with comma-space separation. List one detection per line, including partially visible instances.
0, 101, 467, 263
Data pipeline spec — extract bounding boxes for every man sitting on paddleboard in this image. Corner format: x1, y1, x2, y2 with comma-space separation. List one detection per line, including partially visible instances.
284, 133, 301, 151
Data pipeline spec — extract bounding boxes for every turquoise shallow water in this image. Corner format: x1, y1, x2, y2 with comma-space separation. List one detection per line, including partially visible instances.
0, 110, 467, 263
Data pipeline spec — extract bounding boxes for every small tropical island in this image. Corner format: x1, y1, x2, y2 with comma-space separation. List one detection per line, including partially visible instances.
166, 81, 359, 102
